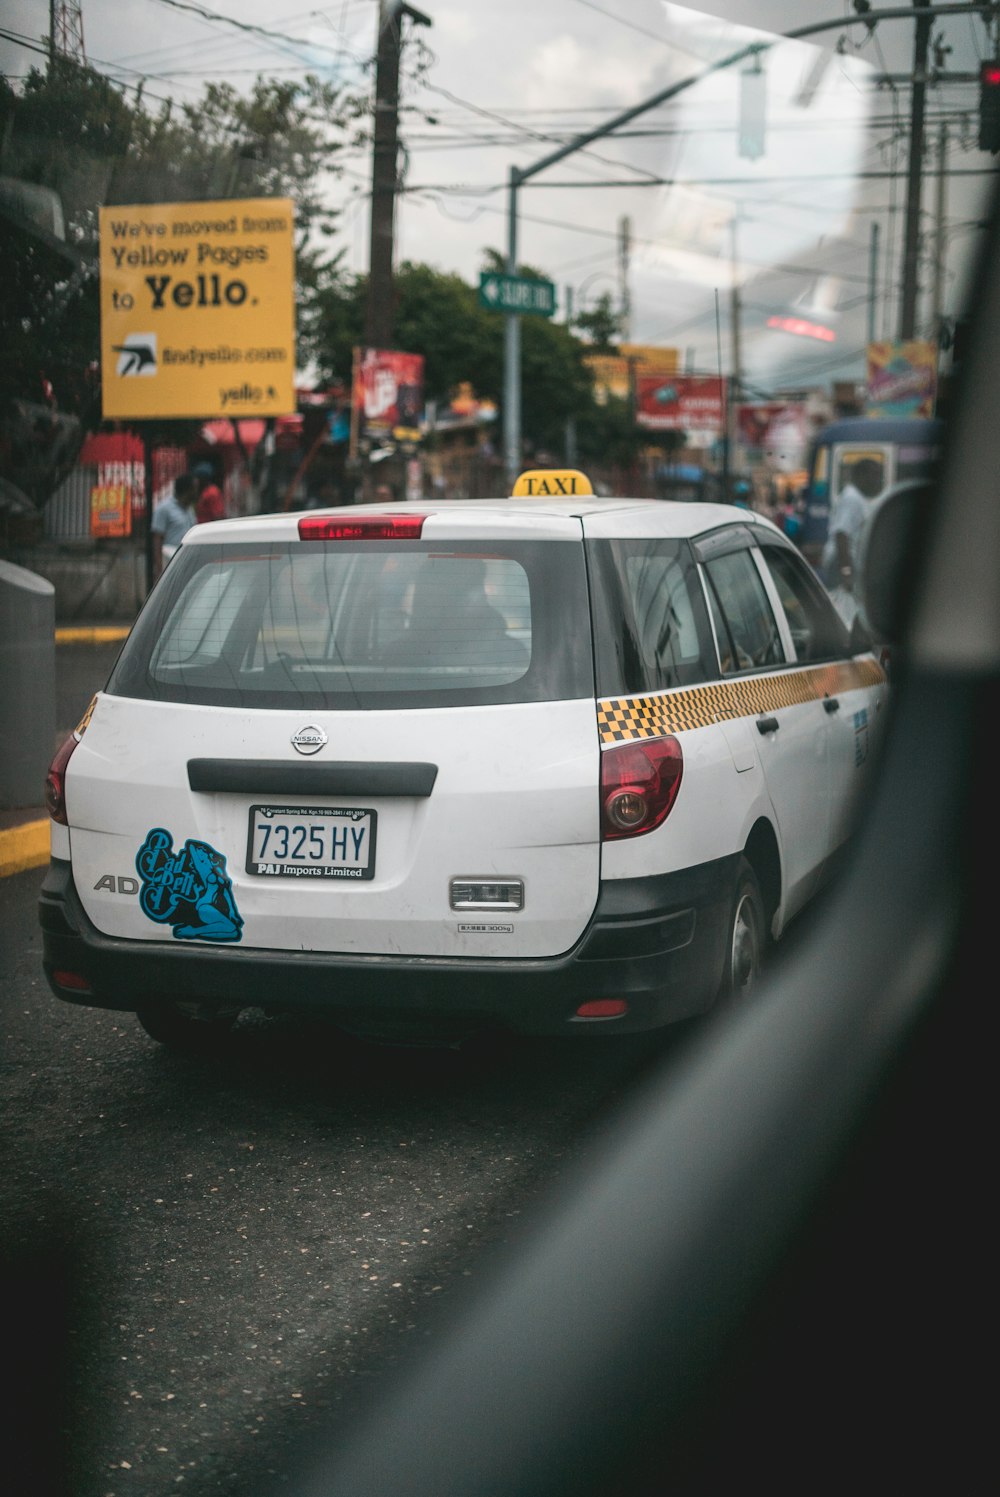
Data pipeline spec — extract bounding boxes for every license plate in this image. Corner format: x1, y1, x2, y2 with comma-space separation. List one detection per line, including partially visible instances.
246, 805, 377, 880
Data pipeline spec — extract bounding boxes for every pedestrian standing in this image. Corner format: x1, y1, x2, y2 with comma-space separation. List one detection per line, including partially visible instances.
194, 462, 225, 524
151, 472, 197, 579
821, 457, 882, 593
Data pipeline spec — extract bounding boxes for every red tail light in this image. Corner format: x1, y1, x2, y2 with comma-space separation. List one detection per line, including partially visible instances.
45, 732, 80, 826
298, 514, 427, 541
600, 736, 683, 841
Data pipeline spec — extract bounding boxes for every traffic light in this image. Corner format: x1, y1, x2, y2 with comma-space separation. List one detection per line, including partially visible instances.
978, 61, 1000, 152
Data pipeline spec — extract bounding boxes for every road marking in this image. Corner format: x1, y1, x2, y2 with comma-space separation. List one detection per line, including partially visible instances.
0, 819, 50, 878
55, 626, 131, 644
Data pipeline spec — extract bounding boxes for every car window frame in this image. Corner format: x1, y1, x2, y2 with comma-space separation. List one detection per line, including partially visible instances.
693, 531, 787, 676
751, 532, 854, 665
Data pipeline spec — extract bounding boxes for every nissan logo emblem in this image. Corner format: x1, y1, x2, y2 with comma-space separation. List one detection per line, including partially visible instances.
291, 725, 327, 756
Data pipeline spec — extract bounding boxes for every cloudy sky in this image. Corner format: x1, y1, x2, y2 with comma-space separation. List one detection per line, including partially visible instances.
3, 1, 997, 387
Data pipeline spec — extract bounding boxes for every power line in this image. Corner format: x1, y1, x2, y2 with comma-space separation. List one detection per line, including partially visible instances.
145, 0, 377, 71
404, 188, 877, 288
412, 76, 670, 188
568, 0, 676, 49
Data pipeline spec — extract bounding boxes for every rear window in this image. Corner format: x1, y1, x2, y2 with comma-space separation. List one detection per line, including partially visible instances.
107, 540, 594, 710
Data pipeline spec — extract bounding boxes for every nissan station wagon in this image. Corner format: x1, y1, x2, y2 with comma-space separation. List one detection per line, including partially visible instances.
39, 469, 886, 1048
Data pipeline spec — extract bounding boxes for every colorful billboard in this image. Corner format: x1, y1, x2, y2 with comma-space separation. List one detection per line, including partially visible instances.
99, 198, 296, 420
352, 347, 425, 438
89, 484, 131, 538
736, 403, 809, 470
585, 344, 678, 403
635, 375, 725, 438
865, 341, 937, 419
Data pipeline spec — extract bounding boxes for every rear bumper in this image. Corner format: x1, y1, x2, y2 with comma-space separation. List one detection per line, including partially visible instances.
39, 855, 736, 1036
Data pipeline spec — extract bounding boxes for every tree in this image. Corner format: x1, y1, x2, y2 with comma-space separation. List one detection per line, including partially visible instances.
572, 290, 622, 353
575, 393, 646, 468
0, 60, 363, 503
309, 256, 594, 454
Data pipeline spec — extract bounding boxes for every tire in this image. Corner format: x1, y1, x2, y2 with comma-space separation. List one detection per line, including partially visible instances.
716, 856, 766, 1004
136, 1003, 237, 1053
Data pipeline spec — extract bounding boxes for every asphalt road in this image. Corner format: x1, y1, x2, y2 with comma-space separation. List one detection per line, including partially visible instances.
2, 855, 690, 1496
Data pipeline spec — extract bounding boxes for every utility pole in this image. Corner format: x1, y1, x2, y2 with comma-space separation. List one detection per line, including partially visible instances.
728, 212, 743, 491
931, 120, 948, 335
899, 0, 932, 339
365, 2, 431, 351
868, 220, 880, 345
618, 215, 632, 342
48, 0, 87, 71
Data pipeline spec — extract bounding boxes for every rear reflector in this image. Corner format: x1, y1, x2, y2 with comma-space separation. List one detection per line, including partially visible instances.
298, 514, 427, 540
52, 969, 92, 992
575, 999, 628, 1019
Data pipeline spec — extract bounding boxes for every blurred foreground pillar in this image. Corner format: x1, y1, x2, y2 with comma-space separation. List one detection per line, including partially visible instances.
0, 560, 55, 809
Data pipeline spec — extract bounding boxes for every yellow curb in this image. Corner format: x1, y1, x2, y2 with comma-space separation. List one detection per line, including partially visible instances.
0, 819, 50, 878
55, 626, 131, 644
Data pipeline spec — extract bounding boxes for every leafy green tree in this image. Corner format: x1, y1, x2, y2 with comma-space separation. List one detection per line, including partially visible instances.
309, 256, 594, 453
575, 393, 645, 467
572, 290, 622, 353
0, 60, 362, 499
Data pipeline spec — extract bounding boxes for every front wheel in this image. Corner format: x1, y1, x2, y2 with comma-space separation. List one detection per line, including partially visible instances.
716, 857, 766, 1004
136, 1003, 238, 1053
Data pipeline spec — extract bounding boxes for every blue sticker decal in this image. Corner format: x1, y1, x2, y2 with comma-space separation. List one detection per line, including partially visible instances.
853, 707, 870, 767
136, 828, 244, 943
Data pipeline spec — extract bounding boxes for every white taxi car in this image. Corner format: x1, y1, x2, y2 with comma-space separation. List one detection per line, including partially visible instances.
39, 470, 886, 1048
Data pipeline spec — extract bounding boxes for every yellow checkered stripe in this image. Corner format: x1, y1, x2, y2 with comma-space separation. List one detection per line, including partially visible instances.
597, 659, 885, 745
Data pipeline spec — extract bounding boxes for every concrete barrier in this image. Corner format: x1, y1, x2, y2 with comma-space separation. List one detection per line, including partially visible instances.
0, 560, 56, 809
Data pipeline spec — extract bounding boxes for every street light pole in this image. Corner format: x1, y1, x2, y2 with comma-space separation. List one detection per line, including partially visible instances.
899, 0, 933, 339
503, 166, 522, 487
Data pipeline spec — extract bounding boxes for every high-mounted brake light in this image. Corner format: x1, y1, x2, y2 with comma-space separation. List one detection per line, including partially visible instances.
600, 735, 683, 841
298, 514, 427, 541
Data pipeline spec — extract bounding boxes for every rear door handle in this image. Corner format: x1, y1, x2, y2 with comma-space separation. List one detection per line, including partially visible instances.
756, 716, 779, 735
823, 696, 841, 714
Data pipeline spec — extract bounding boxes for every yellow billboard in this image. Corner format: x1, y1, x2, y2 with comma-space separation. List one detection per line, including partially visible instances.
99, 197, 295, 419
584, 343, 679, 402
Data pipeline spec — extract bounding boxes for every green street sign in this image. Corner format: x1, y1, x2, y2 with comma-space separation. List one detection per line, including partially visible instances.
478, 271, 557, 318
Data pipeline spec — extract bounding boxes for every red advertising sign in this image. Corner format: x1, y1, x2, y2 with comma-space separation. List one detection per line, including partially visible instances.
635, 375, 725, 434
80, 430, 147, 520
353, 347, 425, 435
737, 403, 808, 469
90, 483, 131, 538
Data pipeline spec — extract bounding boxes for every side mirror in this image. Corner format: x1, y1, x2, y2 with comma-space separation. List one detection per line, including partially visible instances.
855, 480, 934, 650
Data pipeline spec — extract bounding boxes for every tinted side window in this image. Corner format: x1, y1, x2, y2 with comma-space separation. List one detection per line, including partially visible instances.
587, 539, 717, 696
701, 549, 784, 673
756, 541, 851, 662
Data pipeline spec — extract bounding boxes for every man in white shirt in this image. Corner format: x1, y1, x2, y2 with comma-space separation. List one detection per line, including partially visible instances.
151, 473, 197, 579
821, 458, 882, 593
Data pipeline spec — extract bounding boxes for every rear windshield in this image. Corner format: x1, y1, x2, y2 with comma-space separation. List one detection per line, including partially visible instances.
107, 540, 594, 710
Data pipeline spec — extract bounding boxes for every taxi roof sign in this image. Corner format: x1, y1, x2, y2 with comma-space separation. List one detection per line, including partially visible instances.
511, 468, 593, 497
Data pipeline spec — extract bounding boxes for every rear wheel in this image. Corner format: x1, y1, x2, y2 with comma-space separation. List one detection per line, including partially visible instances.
136, 1003, 238, 1053
717, 857, 766, 1003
